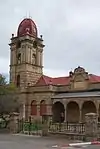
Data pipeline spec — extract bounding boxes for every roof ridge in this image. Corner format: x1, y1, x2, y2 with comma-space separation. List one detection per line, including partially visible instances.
53, 76, 69, 79
42, 75, 51, 85
43, 74, 69, 79
89, 74, 100, 77
43, 74, 52, 78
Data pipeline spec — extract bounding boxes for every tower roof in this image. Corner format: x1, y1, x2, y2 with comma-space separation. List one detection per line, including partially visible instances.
17, 18, 37, 38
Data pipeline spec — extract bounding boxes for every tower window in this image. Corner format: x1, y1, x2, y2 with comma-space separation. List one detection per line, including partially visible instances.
33, 41, 37, 48
32, 53, 36, 65
17, 53, 21, 64
18, 53, 21, 60
16, 40, 21, 48
16, 75, 20, 87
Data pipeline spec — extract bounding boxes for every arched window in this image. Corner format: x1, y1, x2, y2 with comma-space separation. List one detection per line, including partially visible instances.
32, 53, 36, 65
40, 100, 46, 116
52, 101, 65, 123
16, 75, 20, 87
67, 101, 79, 123
17, 53, 21, 64
82, 101, 96, 122
31, 100, 37, 115
16, 40, 21, 49
33, 41, 37, 48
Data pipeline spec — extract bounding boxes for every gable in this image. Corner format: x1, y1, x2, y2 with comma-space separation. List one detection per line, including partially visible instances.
35, 76, 47, 86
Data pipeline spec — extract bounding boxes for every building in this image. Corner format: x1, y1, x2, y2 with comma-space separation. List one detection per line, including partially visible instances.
9, 18, 100, 123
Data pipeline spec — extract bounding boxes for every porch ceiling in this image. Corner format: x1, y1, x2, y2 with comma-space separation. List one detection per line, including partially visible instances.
51, 91, 100, 99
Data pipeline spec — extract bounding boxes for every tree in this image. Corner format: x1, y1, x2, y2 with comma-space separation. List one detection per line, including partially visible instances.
0, 74, 7, 85
0, 74, 20, 127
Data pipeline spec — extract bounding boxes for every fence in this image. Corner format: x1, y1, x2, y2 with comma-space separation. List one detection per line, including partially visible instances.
49, 122, 85, 134
18, 119, 42, 135
16, 113, 100, 141
0, 120, 7, 129
98, 122, 100, 131
2, 112, 99, 142
17, 119, 85, 138
0, 118, 10, 133
17, 121, 100, 135
98, 122, 100, 139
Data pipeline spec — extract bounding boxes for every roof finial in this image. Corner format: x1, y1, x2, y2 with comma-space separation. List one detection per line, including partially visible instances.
25, 11, 29, 18
26, 11, 28, 18
29, 12, 32, 19
40, 35, 43, 39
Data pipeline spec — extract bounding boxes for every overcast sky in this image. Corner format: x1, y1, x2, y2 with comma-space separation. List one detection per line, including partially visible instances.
1, 0, 100, 78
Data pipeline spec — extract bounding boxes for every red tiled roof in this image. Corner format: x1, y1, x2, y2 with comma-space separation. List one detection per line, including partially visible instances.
51, 76, 70, 85
35, 74, 100, 86
89, 74, 100, 83
36, 75, 70, 86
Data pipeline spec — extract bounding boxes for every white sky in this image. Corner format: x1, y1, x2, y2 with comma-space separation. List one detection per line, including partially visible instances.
1, 0, 100, 78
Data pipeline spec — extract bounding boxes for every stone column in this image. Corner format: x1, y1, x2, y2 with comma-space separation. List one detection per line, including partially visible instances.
64, 104, 66, 122
38, 51, 40, 66
36, 50, 40, 66
40, 52, 43, 66
23, 104, 25, 119
25, 104, 29, 121
97, 108, 99, 121
85, 113, 98, 141
37, 104, 42, 121
42, 117, 48, 136
9, 112, 19, 133
79, 109, 82, 122
46, 104, 52, 116
20, 104, 25, 119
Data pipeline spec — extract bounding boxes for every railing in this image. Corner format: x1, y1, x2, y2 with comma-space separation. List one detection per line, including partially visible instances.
18, 119, 42, 135
98, 122, 100, 133
49, 122, 85, 134
18, 120, 85, 135
15, 116, 100, 140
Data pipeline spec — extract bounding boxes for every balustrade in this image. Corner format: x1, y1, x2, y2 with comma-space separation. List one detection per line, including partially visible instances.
49, 122, 85, 134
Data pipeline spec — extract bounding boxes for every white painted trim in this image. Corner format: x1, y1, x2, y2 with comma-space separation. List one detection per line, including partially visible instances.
52, 145, 58, 148
69, 142, 91, 146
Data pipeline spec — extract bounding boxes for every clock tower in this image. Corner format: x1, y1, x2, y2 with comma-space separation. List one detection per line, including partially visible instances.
9, 18, 45, 88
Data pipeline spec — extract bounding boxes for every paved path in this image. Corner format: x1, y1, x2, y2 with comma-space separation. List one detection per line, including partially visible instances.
0, 134, 99, 149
